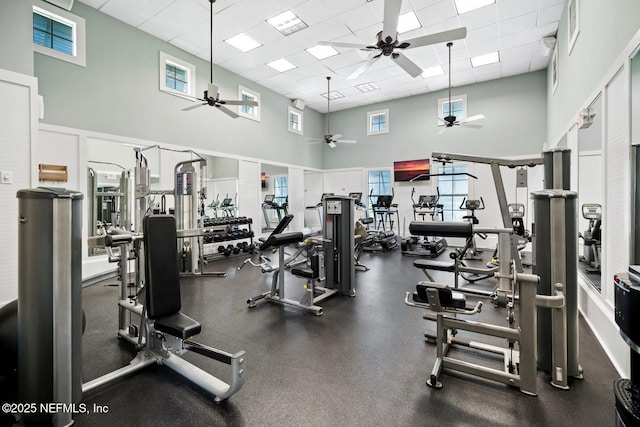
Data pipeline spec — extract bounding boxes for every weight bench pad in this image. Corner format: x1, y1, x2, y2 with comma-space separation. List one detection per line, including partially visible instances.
291, 267, 317, 280
154, 312, 201, 339
413, 259, 456, 272
414, 282, 466, 309
260, 231, 304, 252
409, 221, 473, 238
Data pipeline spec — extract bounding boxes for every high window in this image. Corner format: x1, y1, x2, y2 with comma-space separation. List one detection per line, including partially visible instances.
159, 52, 196, 99
367, 109, 389, 135
288, 106, 303, 135
238, 85, 261, 121
438, 94, 467, 120
32, 5, 86, 67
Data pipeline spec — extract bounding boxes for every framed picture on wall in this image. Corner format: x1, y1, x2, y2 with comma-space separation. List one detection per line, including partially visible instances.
568, 0, 580, 54
552, 45, 559, 94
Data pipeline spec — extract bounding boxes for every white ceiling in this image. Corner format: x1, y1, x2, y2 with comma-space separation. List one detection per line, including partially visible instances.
78, 0, 564, 112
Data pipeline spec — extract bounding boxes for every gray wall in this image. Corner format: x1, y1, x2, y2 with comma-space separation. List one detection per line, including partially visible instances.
0, 0, 34, 75
33, 1, 325, 169
547, 0, 640, 144
322, 70, 547, 169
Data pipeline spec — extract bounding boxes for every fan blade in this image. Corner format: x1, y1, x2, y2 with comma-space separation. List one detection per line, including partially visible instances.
220, 99, 259, 107
460, 123, 483, 129
216, 104, 239, 118
182, 102, 207, 111
318, 41, 372, 50
438, 127, 448, 135
391, 53, 423, 78
402, 27, 467, 49
336, 139, 357, 144
460, 114, 485, 123
348, 56, 380, 79
332, 134, 343, 140
437, 117, 447, 125
328, 141, 337, 148
382, 0, 402, 41
307, 141, 322, 145
305, 137, 324, 141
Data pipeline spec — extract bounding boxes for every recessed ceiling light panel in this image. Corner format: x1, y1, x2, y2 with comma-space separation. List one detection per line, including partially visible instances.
355, 82, 380, 92
421, 65, 445, 78
267, 58, 297, 72
225, 33, 261, 52
397, 11, 421, 34
321, 91, 344, 100
267, 10, 308, 36
454, 0, 495, 15
470, 51, 500, 67
306, 45, 339, 60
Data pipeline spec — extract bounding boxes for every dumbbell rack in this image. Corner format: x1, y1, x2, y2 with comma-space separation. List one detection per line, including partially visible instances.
201, 216, 255, 259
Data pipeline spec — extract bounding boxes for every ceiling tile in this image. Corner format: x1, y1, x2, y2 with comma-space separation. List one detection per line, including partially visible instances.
415, 1, 458, 29
79, 0, 109, 8
496, 0, 538, 21
466, 39, 500, 57
99, 0, 175, 28
499, 12, 538, 37
538, 3, 564, 27
467, 24, 500, 45
340, 4, 381, 33
457, 4, 497, 30
138, 0, 209, 42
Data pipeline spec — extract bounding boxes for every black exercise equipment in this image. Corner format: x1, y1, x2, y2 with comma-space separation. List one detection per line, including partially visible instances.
613, 268, 640, 426
401, 187, 447, 258
458, 197, 487, 260
579, 203, 602, 274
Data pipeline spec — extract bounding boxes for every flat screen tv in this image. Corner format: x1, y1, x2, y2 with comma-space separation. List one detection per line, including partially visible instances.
394, 159, 430, 182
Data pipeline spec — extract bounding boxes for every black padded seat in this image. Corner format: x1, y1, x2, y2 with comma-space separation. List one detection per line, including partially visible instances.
154, 312, 201, 340
414, 282, 465, 309
413, 259, 456, 272
291, 267, 317, 280
260, 231, 304, 252
360, 217, 374, 225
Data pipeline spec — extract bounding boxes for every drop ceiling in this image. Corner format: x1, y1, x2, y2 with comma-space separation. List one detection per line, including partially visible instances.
77, 0, 564, 112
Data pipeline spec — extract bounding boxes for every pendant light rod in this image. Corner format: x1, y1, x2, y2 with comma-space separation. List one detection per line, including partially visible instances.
326, 76, 331, 134
447, 42, 452, 118
209, 0, 216, 84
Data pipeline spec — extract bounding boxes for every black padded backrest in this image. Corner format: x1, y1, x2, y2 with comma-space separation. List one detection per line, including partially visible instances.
409, 221, 473, 238
592, 220, 602, 241
143, 215, 181, 319
260, 231, 304, 252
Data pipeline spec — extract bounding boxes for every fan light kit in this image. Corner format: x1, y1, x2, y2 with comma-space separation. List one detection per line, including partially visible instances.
182, 0, 259, 118
319, 0, 466, 79
306, 77, 357, 148
438, 42, 485, 132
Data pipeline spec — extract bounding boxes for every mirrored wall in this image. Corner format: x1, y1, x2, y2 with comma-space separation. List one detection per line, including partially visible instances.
632, 46, 640, 264
577, 93, 604, 291
260, 163, 288, 232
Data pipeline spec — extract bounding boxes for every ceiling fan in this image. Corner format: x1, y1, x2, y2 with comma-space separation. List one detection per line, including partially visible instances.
319, 0, 466, 79
438, 42, 485, 133
182, 0, 258, 118
306, 77, 357, 148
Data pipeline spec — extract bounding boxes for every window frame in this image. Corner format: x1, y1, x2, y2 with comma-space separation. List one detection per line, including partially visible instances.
159, 51, 196, 100
438, 94, 467, 123
367, 108, 389, 136
437, 164, 469, 221
367, 169, 393, 210
238, 85, 261, 121
33, 4, 86, 67
288, 106, 303, 135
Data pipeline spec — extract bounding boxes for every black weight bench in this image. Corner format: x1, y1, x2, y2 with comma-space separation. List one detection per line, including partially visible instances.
243, 214, 336, 316
413, 283, 466, 310
414, 259, 456, 272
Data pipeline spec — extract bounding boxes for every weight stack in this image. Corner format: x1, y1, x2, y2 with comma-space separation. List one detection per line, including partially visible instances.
17, 188, 83, 425
531, 189, 580, 377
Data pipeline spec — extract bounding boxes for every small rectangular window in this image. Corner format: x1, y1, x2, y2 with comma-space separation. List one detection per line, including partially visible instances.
438, 94, 467, 123
33, 5, 85, 67
159, 52, 196, 99
238, 85, 261, 121
367, 108, 389, 135
288, 106, 303, 135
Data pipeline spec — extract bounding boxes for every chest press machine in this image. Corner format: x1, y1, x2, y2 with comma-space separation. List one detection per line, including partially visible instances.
84, 215, 246, 403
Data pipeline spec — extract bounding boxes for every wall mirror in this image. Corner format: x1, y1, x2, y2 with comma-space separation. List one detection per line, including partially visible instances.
304, 170, 324, 231
203, 155, 239, 220
577, 93, 603, 291
260, 163, 288, 232
631, 46, 640, 263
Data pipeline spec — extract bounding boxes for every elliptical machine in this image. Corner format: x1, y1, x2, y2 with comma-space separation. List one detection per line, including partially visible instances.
401, 187, 447, 257
579, 203, 602, 273
458, 197, 486, 260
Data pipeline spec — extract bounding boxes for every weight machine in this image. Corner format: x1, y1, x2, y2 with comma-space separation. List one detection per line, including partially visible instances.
401, 187, 447, 258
